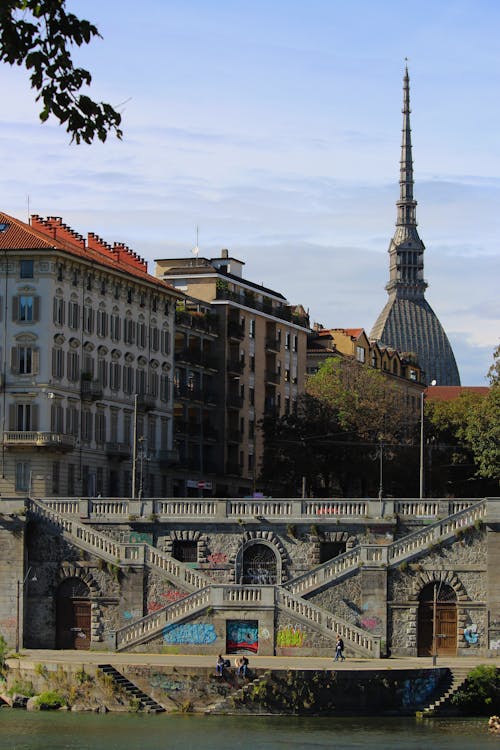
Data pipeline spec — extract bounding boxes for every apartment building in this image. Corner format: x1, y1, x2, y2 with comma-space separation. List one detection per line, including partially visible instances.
0, 211, 181, 498
155, 249, 310, 496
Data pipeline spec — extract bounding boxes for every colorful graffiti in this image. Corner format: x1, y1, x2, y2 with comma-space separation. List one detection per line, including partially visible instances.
464, 625, 479, 644
147, 589, 186, 613
207, 552, 228, 566
226, 620, 259, 653
162, 622, 216, 645
276, 625, 306, 648
150, 673, 186, 691
360, 616, 382, 632
123, 609, 142, 621
129, 531, 153, 545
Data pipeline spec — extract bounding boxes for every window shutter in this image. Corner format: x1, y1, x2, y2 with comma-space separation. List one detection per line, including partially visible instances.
9, 404, 15, 429
32, 348, 40, 374
12, 296, 18, 321
53, 298, 58, 323
33, 296, 40, 322
31, 404, 39, 431
11, 346, 19, 374
52, 349, 57, 377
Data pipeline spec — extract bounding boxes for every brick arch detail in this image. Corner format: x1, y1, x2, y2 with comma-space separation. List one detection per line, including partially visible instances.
411, 570, 468, 602
58, 565, 103, 642
163, 530, 208, 563
231, 530, 289, 585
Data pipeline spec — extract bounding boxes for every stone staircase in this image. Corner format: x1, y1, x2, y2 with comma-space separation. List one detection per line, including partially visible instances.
28, 497, 213, 592
205, 671, 271, 714
420, 667, 471, 716
285, 500, 485, 597
97, 664, 165, 713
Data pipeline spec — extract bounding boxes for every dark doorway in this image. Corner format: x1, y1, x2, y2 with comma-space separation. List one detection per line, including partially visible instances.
319, 541, 346, 563
242, 543, 277, 585
417, 582, 457, 657
56, 578, 91, 650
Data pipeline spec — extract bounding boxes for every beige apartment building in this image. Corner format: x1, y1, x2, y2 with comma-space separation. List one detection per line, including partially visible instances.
155, 249, 310, 496
0, 211, 181, 498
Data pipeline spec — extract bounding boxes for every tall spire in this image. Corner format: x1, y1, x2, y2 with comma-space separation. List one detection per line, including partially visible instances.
370, 65, 461, 386
386, 64, 427, 299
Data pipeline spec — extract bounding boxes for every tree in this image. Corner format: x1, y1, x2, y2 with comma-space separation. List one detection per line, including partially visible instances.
0, 1, 122, 143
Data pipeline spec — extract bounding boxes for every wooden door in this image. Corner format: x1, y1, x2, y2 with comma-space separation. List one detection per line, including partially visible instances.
418, 602, 457, 656
73, 600, 91, 650
56, 581, 91, 650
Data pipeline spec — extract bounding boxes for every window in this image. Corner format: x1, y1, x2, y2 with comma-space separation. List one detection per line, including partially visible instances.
15, 461, 30, 491
249, 319, 256, 339
356, 346, 365, 363
100, 279, 107, 295
137, 322, 147, 348
96, 309, 108, 337
68, 301, 80, 329
150, 327, 159, 352
124, 413, 132, 446
11, 345, 39, 375
293, 335, 298, 352
249, 420, 255, 439
97, 357, 108, 388
124, 318, 136, 345
285, 332, 291, 350
67, 351, 80, 381
110, 312, 121, 341
160, 373, 170, 402
161, 330, 170, 355
20, 259, 34, 278
250, 355, 255, 372
249, 387, 255, 406
72, 269, 79, 286
67, 464, 75, 495
248, 453, 254, 471
57, 264, 64, 282
86, 274, 93, 291
53, 297, 65, 325
114, 284, 120, 300
18, 295, 35, 322
66, 405, 79, 436
51, 402, 64, 432
83, 305, 94, 334
127, 287, 133, 304
110, 361, 121, 391
123, 365, 134, 394
95, 411, 106, 444
12, 402, 37, 431
52, 348, 64, 378
81, 410, 93, 443
172, 540, 198, 563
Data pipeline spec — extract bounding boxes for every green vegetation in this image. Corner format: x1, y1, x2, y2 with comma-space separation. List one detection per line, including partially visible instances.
7, 678, 35, 697
35, 690, 65, 709
451, 664, 500, 714
0, 1, 122, 143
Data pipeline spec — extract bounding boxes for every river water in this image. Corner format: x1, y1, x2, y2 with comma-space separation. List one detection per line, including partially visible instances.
0, 711, 497, 750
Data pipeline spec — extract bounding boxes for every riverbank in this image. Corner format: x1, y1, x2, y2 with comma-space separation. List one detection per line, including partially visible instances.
3, 652, 500, 716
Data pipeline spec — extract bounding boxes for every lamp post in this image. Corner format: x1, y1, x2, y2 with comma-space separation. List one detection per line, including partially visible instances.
419, 380, 436, 499
15, 567, 37, 653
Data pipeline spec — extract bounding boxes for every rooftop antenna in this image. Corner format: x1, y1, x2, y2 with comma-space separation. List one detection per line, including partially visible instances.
192, 225, 199, 256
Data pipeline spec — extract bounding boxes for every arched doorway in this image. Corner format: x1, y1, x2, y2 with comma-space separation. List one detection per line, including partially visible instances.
56, 578, 91, 650
417, 582, 457, 656
241, 543, 278, 585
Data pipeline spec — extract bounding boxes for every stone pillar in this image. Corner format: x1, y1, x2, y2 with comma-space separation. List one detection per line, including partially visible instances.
359, 565, 388, 655
0, 513, 25, 649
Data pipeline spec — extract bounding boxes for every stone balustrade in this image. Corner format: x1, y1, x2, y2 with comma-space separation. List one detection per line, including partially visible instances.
34, 496, 486, 523
277, 589, 381, 657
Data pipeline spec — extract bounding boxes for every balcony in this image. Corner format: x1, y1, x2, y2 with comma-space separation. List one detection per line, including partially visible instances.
175, 309, 218, 334
227, 321, 245, 340
227, 429, 242, 443
266, 369, 281, 385
81, 378, 103, 401
227, 393, 244, 409
174, 385, 204, 402
265, 337, 280, 352
3, 431, 76, 451
136, 393, 156, 412
227, 358, 244, 375
105, 442, 131, 461
157, 448, 180, 466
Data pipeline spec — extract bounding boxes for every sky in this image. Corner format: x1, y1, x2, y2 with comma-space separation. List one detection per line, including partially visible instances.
0, 0, 499, 385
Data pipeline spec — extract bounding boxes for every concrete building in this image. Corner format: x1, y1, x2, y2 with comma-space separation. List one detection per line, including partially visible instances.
370, 67, 461, 386
155, 249, 310, 497
0, 211, 181, 499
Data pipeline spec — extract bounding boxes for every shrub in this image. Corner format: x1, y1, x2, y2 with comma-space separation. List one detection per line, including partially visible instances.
35, 690, 65, 709
7, 679, 35, 697
451, 664, 500, 714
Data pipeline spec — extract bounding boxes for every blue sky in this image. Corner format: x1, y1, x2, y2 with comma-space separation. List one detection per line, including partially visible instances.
0, 0, 499, 384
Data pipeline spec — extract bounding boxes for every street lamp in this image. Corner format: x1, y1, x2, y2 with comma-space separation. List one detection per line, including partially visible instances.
15, 567, 37, 653
419, 380, 436, 499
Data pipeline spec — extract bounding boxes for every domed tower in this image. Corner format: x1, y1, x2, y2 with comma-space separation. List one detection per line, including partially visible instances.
370, 66, 460, 385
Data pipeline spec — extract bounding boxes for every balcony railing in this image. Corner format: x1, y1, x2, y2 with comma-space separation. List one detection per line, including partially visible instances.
227, 393, 244, 409
175, 310, 218, 334
3, 431, 76, 450
105, 442, 131, 460
265, 369, 281, 384
175, 349, 219, 369
174, 385, 204, 402
265, 337, 280, 352
227, 358, 244, 374
80, 379, 103, 400
216, 287, 310, 327
227, 322, 245, 340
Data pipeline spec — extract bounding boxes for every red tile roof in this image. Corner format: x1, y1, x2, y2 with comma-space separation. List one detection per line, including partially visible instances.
426, 386, 490, 401
0, 211, 179, 294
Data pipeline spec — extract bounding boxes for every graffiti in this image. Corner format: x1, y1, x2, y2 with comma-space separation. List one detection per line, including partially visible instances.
401, 672, 440, 708
464, 625, 479, 645
360, 616, 381, 632
259, 627, 271, 641
162, 622, 217, 645
129, 531, 153, 545
276, 625, 306, 648
148, 589, 186, 613
123, 610, 142, 621
207, 552, 228, 566
226, 620, 259, 653
490, 639, 500, 650
150, 673, 186, 691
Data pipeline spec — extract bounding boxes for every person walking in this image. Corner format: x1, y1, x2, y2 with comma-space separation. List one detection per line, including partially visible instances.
334, 634, 345, 661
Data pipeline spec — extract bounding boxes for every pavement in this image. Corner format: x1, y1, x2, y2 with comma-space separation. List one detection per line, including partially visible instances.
8, 650, 500, 672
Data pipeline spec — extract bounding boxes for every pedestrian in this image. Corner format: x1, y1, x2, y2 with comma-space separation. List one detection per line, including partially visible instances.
334, 634, 345, 661
215, 654, 225, 677
241, 656, 249, 677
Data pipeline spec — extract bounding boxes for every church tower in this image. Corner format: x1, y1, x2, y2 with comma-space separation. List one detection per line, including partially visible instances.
370, 67, 460, 385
